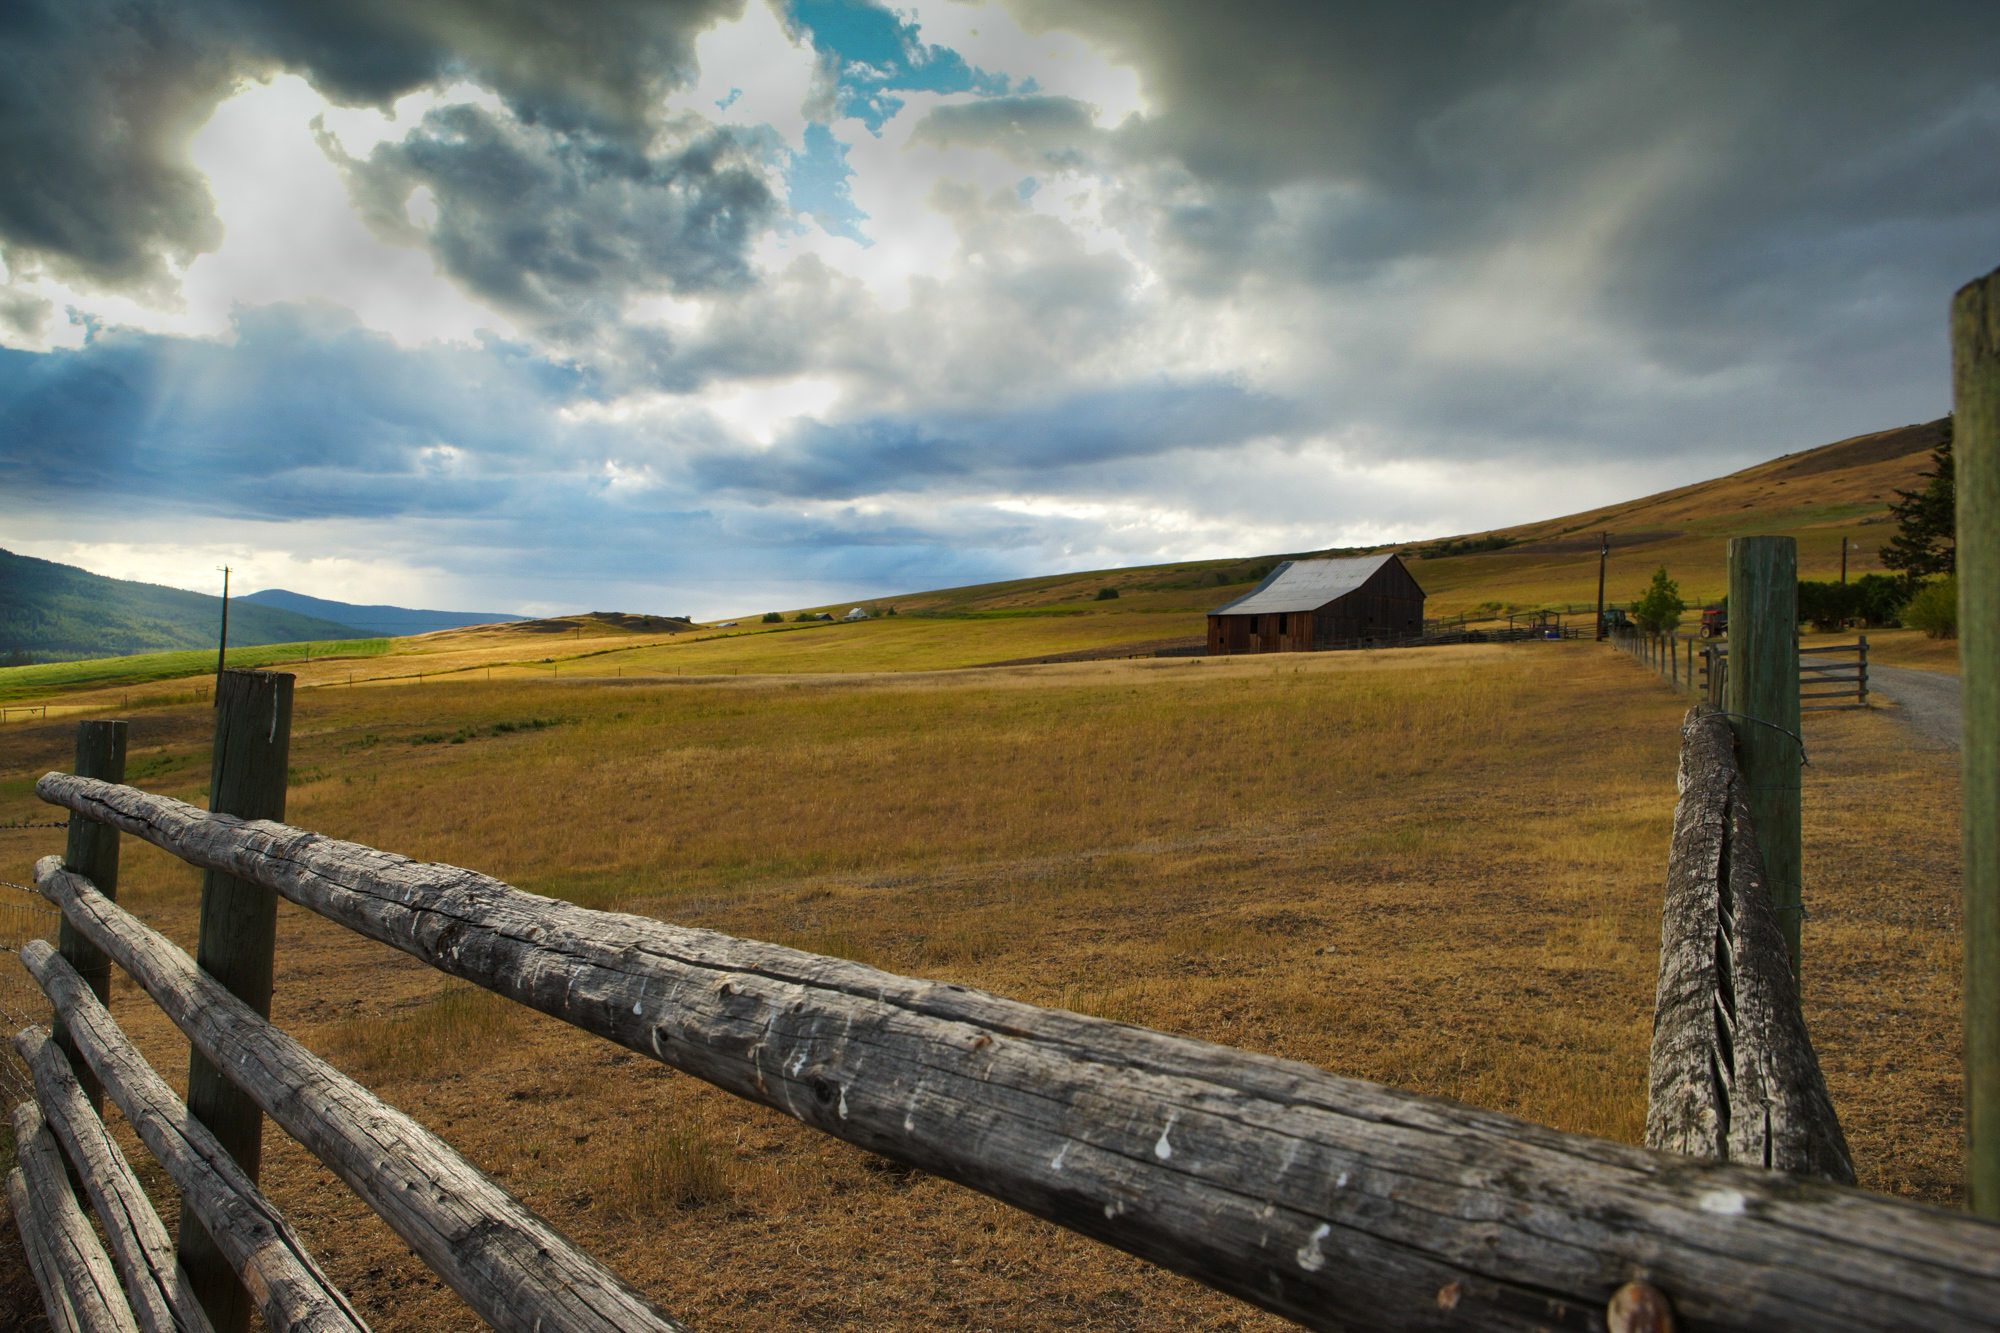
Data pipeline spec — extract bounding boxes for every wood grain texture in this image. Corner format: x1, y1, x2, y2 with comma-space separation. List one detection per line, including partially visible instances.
1954, 264, 2000, 1217
57, 718, 125, 1111
1724, 536, 1804, 981
15, 1024, 218, 1333
29, 858, 686, 1333
38, 774, 2000, 1333
17, 941, 370, 1333
9, 1165, 87, 1333
1649, 707, 1854, 1183
9, 1099, 139, 1333
185, 669, 292, 1333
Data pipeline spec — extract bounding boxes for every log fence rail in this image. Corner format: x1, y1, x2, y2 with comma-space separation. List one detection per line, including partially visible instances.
8, 750, 2000, 1331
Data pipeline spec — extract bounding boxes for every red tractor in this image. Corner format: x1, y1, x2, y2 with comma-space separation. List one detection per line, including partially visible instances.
1699, 605, 1727, 638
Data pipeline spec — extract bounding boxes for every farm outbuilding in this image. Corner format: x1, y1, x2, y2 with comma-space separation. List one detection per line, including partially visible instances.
1207, 553, 1426, 654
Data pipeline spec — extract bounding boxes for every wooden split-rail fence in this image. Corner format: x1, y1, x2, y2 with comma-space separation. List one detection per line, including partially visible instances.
8, 663, 2000, 1332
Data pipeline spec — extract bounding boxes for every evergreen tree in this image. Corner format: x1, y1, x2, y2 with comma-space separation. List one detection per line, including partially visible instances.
1879, 417, 1955, 584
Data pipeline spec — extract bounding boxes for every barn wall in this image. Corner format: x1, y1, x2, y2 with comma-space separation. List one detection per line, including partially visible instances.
1312, 562, 1425, 647
1207, 558, 1425, 655
1207, 610, 1316, 655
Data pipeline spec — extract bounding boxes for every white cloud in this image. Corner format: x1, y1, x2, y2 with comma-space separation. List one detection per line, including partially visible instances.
183, 77, 510, 345
663, 0, 819, 150
703, 377, 843, 444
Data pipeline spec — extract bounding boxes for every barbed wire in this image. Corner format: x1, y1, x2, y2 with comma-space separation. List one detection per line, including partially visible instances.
0, 819, 67, 830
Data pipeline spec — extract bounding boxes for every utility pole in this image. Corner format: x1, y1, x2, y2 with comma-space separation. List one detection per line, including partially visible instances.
1840, 538, 1852, 584
1595, 532, 1609, 641
214, 565, 231, 702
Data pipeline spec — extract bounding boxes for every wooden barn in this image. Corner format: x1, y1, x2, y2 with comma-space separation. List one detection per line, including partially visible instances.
1207, 554, 1426, 654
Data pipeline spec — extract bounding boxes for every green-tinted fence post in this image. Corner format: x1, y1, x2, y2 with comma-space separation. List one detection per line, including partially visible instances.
1953, 265, 2000, 1217
1726, 537, 1803, 985
56, 719, 126, 1111
178, 669, 292, 1333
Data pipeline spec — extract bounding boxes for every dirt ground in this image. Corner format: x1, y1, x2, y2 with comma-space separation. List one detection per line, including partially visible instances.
0, 644, 1967, 1331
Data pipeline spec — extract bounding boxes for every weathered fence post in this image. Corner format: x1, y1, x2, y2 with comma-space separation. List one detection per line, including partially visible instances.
179, 669, 291, 1333
1953, 264, 2000, 1217
1726, 536, 1803, 985
57, 719, 125, 1110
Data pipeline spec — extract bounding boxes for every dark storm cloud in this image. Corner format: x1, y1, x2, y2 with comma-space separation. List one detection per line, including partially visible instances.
0, 1, 232, 294
908, 95, 1097, 166
0, 302, 596, 516
0, 0, 742, 295
330, 103, 782, 334
1014, 0, 2000, 342
688, 379, 1303, 499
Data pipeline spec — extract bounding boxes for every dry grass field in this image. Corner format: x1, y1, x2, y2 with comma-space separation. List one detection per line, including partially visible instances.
0, 639, 1966, 1331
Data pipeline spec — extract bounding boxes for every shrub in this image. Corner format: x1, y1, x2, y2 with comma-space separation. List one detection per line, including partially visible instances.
1852, 573, 1907, 627
1797, 580, 1860, 631
762, 612, 783, 623
1903, 576, 1958, 639
793, 612, 815, 622
1095, 588, 1120, 601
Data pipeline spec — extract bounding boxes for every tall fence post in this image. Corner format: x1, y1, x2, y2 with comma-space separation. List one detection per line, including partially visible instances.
1726, 537, 1802, 986
56, 719, 125, 1110
179, 669, 292, 1333
1953, 264, 2000, 1217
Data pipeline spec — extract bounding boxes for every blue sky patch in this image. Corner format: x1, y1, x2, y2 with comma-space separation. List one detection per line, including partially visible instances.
789, 122, 871, 243
787, 0, 1011, 132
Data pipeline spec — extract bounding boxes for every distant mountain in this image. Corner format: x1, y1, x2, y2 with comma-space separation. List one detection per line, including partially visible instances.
0, 549, 364, 663
240, 588, 524, 637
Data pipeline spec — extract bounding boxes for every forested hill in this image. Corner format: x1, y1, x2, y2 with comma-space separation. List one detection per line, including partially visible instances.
0, 548, 363, 662
240, 588, 523, 636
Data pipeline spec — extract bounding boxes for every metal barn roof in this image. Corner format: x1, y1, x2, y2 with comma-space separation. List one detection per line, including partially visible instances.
1209, 554, 1414, 616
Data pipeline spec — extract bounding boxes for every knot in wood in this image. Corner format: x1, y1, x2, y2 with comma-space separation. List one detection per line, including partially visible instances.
1606, 1281, 1675, 1333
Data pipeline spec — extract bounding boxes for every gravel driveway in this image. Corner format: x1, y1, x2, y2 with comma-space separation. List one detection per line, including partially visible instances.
1869, 665, 1961, 751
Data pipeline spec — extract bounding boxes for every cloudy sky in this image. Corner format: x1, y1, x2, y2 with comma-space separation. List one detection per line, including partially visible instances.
1, 1, 1995, 617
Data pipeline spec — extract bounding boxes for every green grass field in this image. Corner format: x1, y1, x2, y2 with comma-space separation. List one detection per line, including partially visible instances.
0, 638, 389, 702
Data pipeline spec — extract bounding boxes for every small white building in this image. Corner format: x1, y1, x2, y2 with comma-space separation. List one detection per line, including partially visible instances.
843, 607, 870, 621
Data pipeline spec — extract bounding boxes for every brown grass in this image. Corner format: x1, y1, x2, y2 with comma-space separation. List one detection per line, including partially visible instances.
0, 640, 1965, 1331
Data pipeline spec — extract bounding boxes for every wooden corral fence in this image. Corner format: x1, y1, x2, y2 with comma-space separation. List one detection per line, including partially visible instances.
7, 671, 2000, 1333
1611, 632, 1869, 710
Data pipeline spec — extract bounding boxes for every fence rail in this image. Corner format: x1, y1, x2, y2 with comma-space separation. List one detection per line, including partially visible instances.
1609, 632, 1868, 710
14, 768, 2000, 1332
1650, 706, 1854, 1179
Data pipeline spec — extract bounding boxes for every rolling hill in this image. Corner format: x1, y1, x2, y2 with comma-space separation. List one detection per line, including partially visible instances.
241, 588, 523, 637
0, 549, 364, 662
772, 417, 1948, 623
